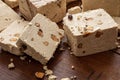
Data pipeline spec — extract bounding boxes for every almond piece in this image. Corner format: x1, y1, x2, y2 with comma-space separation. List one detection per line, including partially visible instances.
51, 34, 59, 42
14, 33, 20, 37
35, 72, 44, 79
31, 38, 34, 41
38, 29, 43, 37
85, 17, 93, 21
43, 41, 49, 46
35, 23, 40, 27
0, 37, 4, 41
9, 38, 18, 42
97, 20, 103, 25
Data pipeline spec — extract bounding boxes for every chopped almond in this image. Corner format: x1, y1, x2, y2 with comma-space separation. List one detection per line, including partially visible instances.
35, 72, 44, 79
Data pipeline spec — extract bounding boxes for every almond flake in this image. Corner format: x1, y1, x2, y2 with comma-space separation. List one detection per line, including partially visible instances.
97, 13, 102, 16
85, 17, 93, 21
8, 18, 11, 21
9, 38, 18, 42
38, 29, 43, 37
14, 33, 20, 37
59, 47, 65, 51
51, 34, 59, 42
61, 78, 70, 80
58, 32, 63, 36
5, 18, 9, 21
45, 69, 53, 76
78, 27, 81, 31
48, 75, 57, 80
97, 20, 103, 25
8, 62, 15, 69
83, 32, 91, 37
28, 22, 32, 26
71, 27, 73, 30
17, 21, 21, 24
35, 23, 40, 27
20, 56, 27, 61
77, 16, 81, 20
35, 72, 44, 79
71, 76, 77, 80
73, 76, 77, 79
31, 38, 34, 41
58, 32, 63, 39
43, 66, 48, 70
86, 26, 94, 31
43, 41, 49, 46
84, 26, 87, 32
0, 37, 4, 41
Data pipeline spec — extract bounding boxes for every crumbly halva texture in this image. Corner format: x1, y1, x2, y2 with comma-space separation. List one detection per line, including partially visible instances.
8, 62, 15, 69
16, 13, 64, 64
48, 75, 57, 80
45, 69, 53, 76
19, 0, 66, 22
4, 0, 18, 8
43, 65, 56, 80
63, 9, 118, 56
0, 0, 21, 31
70, 76, 77, 80
82, 0, 120, 17
0, 20, 29, 55
20, 56, 27, 60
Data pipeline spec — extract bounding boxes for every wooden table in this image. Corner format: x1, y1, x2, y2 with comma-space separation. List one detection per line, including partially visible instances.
0, 1, 120, 80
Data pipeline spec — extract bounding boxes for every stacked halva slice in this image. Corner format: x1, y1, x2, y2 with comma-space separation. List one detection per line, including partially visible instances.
19, 0, 79, 22
0, 20, 29, 55
16, 14, 64, 64
63, 9, 118, 56
0, 0, 64, 64
0, 0, 21, 31
80, 0, 120, 33
0, 13, 64, 64
0, 0, 25, 55
19, 0, 66, 22
82, 0, 120, 17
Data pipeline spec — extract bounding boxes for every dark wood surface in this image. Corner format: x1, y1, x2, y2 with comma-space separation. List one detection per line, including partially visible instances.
0, 1, 120, 80
0, 37, 120, 80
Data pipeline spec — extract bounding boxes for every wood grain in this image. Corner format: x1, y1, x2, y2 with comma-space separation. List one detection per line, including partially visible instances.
0, 38, 120, 80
